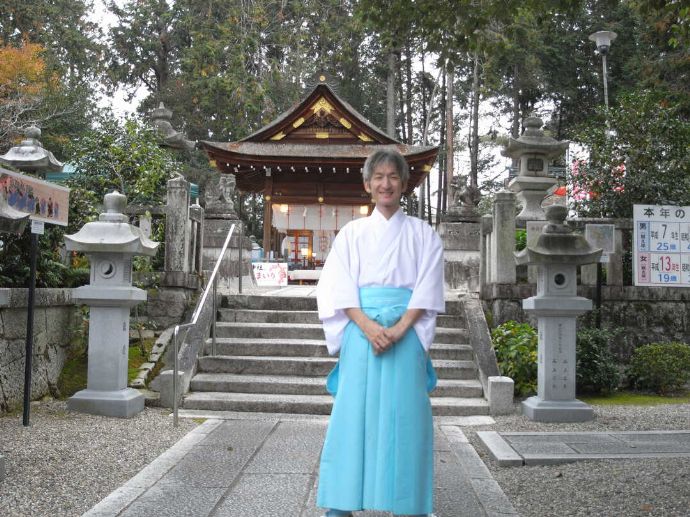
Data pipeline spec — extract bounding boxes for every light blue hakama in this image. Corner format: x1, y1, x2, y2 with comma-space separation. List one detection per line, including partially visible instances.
317, 287, 437, 515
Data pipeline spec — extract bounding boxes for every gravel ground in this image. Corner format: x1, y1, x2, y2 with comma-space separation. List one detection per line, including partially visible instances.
1, 400, 688, 517
466, 402, 690, 517
0, 399, 197, 517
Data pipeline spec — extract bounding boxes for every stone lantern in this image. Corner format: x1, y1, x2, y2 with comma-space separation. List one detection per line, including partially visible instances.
503, 117, 569, 221
0, 126, 63, 175
64, 191, 159, 417
515, 205, 601, 422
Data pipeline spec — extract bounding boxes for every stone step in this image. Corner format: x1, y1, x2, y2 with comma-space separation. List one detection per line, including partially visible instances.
198, 355, 477, 380
190, 373, 484, 398
221, 294, 466, 315
223, 294, 318, 311
203, 338, 475, 361
213, 322, 468, 344
216, 308, 465, 328
182, 391, 489, 416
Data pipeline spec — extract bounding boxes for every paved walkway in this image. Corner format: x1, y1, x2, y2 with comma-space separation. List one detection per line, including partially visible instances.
83, 413, 518, 517
478, 430, 690, 466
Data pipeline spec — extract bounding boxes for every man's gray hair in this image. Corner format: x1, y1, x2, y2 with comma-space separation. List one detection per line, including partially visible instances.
362, 148, 409, 184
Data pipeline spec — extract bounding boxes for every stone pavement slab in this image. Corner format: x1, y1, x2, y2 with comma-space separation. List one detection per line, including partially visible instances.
84, 416, 517, 517
477, 430, 690, 467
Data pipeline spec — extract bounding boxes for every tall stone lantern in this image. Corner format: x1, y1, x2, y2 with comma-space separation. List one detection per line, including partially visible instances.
504, 117, 569, 222
515, 205, 601, 422
65, 191, 159, 417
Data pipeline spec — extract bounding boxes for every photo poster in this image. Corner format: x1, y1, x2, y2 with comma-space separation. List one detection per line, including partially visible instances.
252, 262, 288, 287
0, 167, 70, 226
633, 204, 690, 287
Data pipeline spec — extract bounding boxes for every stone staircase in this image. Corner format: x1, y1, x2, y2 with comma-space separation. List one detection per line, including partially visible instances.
183, 294, 489, 416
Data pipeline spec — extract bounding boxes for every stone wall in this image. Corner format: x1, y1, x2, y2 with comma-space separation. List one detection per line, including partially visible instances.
482, 283, 690, 361
0, 289, 77, 413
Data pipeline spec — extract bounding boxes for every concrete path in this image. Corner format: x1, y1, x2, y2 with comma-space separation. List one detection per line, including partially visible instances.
83, 414, 518, 517
478, 430, 690, 466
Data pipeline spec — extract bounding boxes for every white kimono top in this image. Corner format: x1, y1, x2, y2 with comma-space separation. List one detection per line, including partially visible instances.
316, 207, 445, 355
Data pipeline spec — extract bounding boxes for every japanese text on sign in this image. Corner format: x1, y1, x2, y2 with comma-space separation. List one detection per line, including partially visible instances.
633, 204, 690, 287
252, 262, 288, 287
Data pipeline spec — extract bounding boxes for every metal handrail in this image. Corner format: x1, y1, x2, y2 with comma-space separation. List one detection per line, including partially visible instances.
172, 223, 236, 426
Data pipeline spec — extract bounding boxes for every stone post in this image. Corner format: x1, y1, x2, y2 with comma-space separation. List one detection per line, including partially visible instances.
491, 191, 517, 284
64, 191, 159, 418
438, 218, 481, 292
480, 214, 492, 289
515, 205, 602, 422
163, 176, 191, 285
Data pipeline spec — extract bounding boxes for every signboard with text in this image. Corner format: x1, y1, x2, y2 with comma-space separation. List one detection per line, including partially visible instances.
252, 262, 288, 287
633, 204, 690, 287
0, 167, 70, 226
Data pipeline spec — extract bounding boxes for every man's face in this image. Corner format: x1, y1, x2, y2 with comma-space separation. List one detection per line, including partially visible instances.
364, 161, 407, 210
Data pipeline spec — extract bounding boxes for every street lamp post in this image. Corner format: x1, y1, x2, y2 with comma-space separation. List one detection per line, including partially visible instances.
588, 30, 617, 327
589, 30, 617, 113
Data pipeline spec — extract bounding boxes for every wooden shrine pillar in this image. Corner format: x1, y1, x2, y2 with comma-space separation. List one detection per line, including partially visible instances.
263, 170, 273, 258
263, 197, 272, 258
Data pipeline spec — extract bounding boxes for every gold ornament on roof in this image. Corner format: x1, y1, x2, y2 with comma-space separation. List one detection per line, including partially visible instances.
358, 132, 373, 142
339, 117, 352, 129
270, 131, 286, 141
293, 117, 305, 128
311, 97, 334, 114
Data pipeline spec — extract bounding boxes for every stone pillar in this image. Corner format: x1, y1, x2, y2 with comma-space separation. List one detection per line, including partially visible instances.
439, 218, 481, 292
607, 228, 624, 286
491, 191, 517, 284
480, 214, 492, 289
515, 205, 601, 422
164, 176, 191, 281
64, 191, 159, 418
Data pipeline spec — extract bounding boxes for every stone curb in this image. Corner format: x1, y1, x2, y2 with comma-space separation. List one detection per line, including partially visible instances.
477, 430, 690, 467
129, 327, 174, 389
82, 418, 222, 516
440, 425, 519, 516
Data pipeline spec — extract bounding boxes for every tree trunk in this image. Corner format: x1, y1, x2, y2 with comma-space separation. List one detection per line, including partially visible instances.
436, 72, 446, 228
405, 40, 414, 145
386, 50, 396, 138
470, 51, 481, 189
511, 63, 520, 138
446, 64, 455, 209
418, 49, 428, 219
397, 51, 406, 143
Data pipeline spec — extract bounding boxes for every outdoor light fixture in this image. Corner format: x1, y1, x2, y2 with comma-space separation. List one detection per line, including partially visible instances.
318, 196, 324, 203
589, 30, 617, 113
588, 30, 617, 55
265, 194, 271, 201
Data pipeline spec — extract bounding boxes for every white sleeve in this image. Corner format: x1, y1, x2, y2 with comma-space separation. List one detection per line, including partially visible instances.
408, 223, 445, 351
316, 226, 360, 355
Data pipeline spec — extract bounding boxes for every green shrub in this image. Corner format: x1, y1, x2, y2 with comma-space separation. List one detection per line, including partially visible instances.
491, 321, 537, 396
627, 342, 690, 394
576, 327, 620, 394
515, 229, 527, 251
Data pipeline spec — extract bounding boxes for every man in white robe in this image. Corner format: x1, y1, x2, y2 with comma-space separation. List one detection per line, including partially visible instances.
316, 149, 444, 517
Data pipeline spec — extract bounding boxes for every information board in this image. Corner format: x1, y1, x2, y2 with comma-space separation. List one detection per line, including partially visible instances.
252, 262, 288, 287
633, 204, 690, 287
0, 167, 70, 226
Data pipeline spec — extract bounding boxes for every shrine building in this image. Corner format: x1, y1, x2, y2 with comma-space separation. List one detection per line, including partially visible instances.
201, 75, 438, 268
